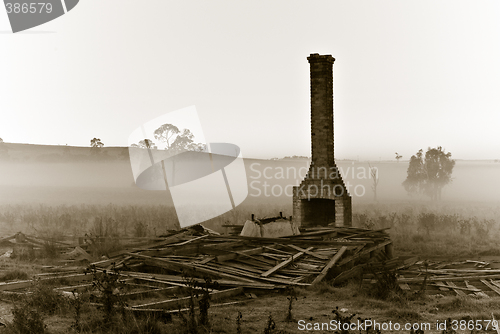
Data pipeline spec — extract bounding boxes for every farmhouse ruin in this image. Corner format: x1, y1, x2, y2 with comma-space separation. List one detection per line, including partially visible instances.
293, 54, 352, 227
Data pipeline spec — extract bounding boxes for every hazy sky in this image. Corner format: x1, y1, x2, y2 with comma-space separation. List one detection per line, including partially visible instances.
1, 1, 499, 160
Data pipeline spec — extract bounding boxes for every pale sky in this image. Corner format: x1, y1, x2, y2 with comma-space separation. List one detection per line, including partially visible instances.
1, 1, 499, 160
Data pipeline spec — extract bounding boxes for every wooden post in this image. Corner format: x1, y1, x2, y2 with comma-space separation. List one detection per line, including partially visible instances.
311, 246, 348, 285
385, 243, 394, 259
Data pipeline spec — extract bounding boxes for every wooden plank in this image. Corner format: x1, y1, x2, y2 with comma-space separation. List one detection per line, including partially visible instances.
262, 246, 293, 255
125, 282, 168, 290
166, 234, 209, 247
132, 287, 243, 310
200, 263, 310, 286
261, 247, 313, 277
424, 269, 500, 275
446, 281, 466, 296
202, 241, 244, 251
140, 258, 258, 284
312, 246, 348, 285
125, 300, 247, 317
120, 286, 180, 299
0, 273, 94, 291
282, 244, 329, 260
344, 227, 391, 239
465, 280, 489, 298
399, 274, 500, 283
337, 241, 391, 267
398, 275, 411, 291
434, 282, 450, 291
480, 279, 500, 296
54, 283, 94, 293
428, 282, 482, 292
211, 262, 290, 280
489, 279, 500, 290
107, 232, 189, 258
196, 256, 216, 265
106, 256, 132, 270
235, 255, 276, 266
397, 256, 419, 270
129, 277, 212, 291
332, 264, 364, 285
207, 235, 369, 246
216, 247, 264, 263
120, 271, 277, 289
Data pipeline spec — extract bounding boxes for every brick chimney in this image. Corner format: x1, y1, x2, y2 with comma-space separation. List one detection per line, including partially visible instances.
292, 54, 352, 227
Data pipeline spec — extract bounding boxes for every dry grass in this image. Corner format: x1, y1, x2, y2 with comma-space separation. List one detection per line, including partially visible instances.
0, 200, 498, 332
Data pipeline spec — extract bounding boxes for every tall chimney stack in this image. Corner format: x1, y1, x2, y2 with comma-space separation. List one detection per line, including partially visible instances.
292, 54, 352, 227
309, 54, 335, 172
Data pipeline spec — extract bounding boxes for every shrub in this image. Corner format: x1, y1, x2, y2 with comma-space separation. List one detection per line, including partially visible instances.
85, 264, 126, 323
368, 265, 404, 300
26, 279, 67, 315
42, 241, 59, 259
10, 305, 46, 334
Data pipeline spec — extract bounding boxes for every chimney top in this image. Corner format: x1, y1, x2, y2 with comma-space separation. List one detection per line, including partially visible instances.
307, 53, 335, 63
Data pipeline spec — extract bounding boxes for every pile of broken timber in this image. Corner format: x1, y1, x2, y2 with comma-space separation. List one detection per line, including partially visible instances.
0, 227, 399, 315
0, 232, 74, 259
91, 226, 395, 289
363, 259, 500, 297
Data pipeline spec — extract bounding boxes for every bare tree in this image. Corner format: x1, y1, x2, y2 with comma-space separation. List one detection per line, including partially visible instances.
368, 163, 379, 202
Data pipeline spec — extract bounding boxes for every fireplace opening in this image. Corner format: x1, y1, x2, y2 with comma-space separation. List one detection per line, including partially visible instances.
300, 198, 335, 227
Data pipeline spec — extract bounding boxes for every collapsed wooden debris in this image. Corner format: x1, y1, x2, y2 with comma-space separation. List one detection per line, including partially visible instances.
0, 225, 395, 313
91, 226, 393, 288
2, 224, 500, 315
362, 258, 500, 298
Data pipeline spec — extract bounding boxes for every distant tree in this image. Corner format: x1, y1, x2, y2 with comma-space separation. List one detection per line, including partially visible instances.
90, 138, 104, 148
90, 138, 104, 155
154, 124, 205, 153
131, 139, 157, 149
395, 152, 402, 162
153, 124, 180, 150
402, 147, 455, 201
